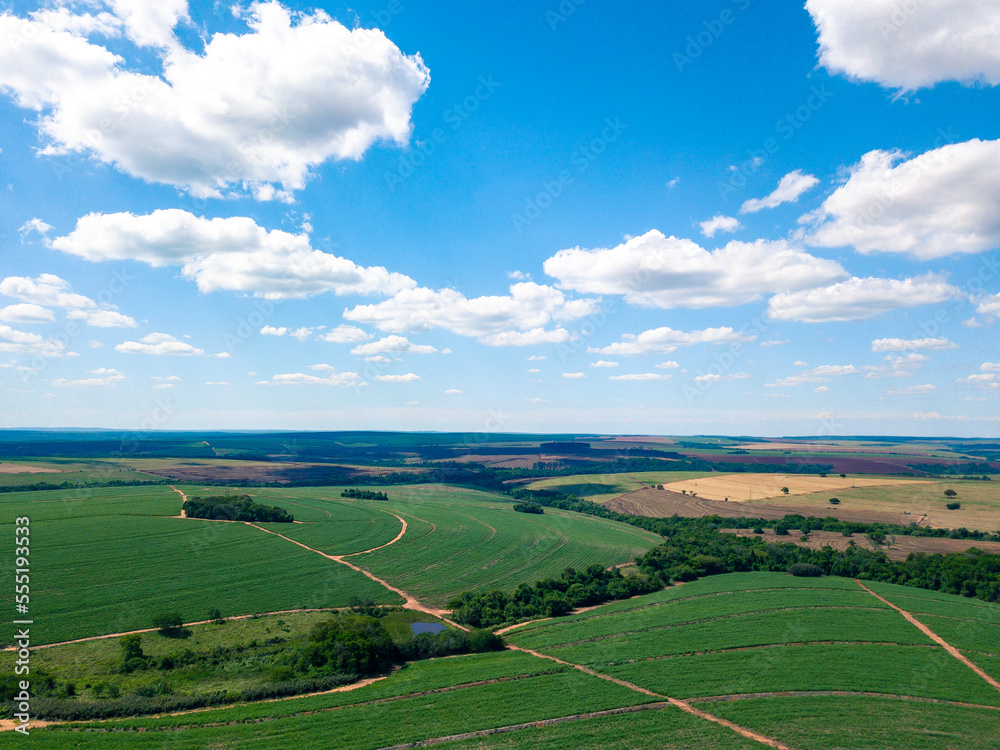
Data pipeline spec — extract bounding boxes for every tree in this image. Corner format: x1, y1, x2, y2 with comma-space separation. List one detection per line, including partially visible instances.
789, 563, 823, 577
542, 592, 572, 617
840, 473, 847, 478
152, 612, 185, 637
946, 502, 961, 510
298, 615, 398, 676
120, 634, 148, 673
208, 608, 225, 624
944, 489, 958, 498
829, 497, 840, 505
781, 487, 789, 495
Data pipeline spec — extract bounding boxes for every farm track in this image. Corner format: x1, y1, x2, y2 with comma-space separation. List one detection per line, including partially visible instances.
854, 580, 1000, 694
48, 670, 563, 732
169, 485, 453, 624
508, 646, 795, 749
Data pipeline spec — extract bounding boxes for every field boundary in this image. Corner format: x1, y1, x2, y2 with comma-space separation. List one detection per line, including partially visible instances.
534, 605, 896, 649
508, 646, 795, 749
689, 690, 1000, 710
854, 580, 1000, 694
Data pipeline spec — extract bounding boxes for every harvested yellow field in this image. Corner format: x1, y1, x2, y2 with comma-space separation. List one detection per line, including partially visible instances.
0, 462, 61, 474
661, 473, 928, 502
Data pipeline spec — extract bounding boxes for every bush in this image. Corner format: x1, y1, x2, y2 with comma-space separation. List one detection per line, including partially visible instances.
829, 497, 840, 505
946, 502, 961, 510
512, 503, 544, 514
788, 563, 823, 577
944, 489, 958, 498
752, 525, 765, 535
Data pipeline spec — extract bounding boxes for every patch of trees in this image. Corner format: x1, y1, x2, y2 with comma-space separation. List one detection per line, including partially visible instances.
909, 462, 998, 476
184, 494, 293, 522
449, 564, 662, 628
513, 502, 544, 514
285, 614, 503, 679
341, 488, 389, 500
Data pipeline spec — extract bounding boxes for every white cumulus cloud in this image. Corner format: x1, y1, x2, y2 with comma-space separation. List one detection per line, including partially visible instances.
544, 230, 845, 309
767, 275, 960, 323
805, 0, 1000, 90
610, 373, 672, 381
376, 373, 420, 383
802, 139, 1000, 260
49, 210, 416, 299
871, 337, 958, 352
699, 215, 741, 238
350, 335, 438, 356
0, 304, 55, 324
321, 325, 371, 343
589, 326, 754, 356
740, 170, 819, 213
344, 282, 597, 342
53, 367, 126, 387
115, 332, 204, 356
0, 2, 430, 199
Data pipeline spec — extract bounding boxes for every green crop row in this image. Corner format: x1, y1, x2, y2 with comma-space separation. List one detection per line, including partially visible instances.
545, 609, 933, 666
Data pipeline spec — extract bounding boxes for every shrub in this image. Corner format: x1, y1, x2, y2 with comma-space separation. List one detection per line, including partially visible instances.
788, 563, 823, 577
829, 497, 840, 505
944, 489, 958, 498
946, 502, 961, 510
752, 525, 765, 535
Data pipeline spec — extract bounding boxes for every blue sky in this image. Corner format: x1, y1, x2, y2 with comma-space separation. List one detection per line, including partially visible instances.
1, 0, 998, 435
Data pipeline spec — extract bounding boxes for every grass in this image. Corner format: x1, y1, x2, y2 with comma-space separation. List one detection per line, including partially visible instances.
429, 705, 763, 749
543, 609, 933, 666
524, 471, 713, 504
606, 644, 1000, 706
0, 507, 401, 645
747, 478, 1000, 531
709, 696, 1000, 750
915, 614, 1000, 655
109, 650, 567, 730
41, 670, 649, 749
0, 484, 181, 520
511, 588, 892, 650
0, 608, 452, 701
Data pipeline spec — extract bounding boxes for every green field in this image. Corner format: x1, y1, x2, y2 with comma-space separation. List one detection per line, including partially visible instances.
0, 486, 402, 644
292, 484, 663, 607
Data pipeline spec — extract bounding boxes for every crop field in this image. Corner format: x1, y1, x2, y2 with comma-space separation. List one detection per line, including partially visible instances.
0, 486, 401, 644
524, 471, 713, 504
244, 488, 405, 555
304, 484, 663, 607
661, 473, 928, 502
37, 664, 651, 749
749, 478, 1000, 531
708, 696, 1000, 750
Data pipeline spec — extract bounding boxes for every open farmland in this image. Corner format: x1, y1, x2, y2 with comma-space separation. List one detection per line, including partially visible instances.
660, 473, 928, 502
747, 478, 1000, 531
23, 571, 1000, 749
0, 485, 402, 644
303, 484, 663, 608
724, 527, 1000, 559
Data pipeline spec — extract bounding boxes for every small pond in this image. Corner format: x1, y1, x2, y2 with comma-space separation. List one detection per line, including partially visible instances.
411, 621, 447, 635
